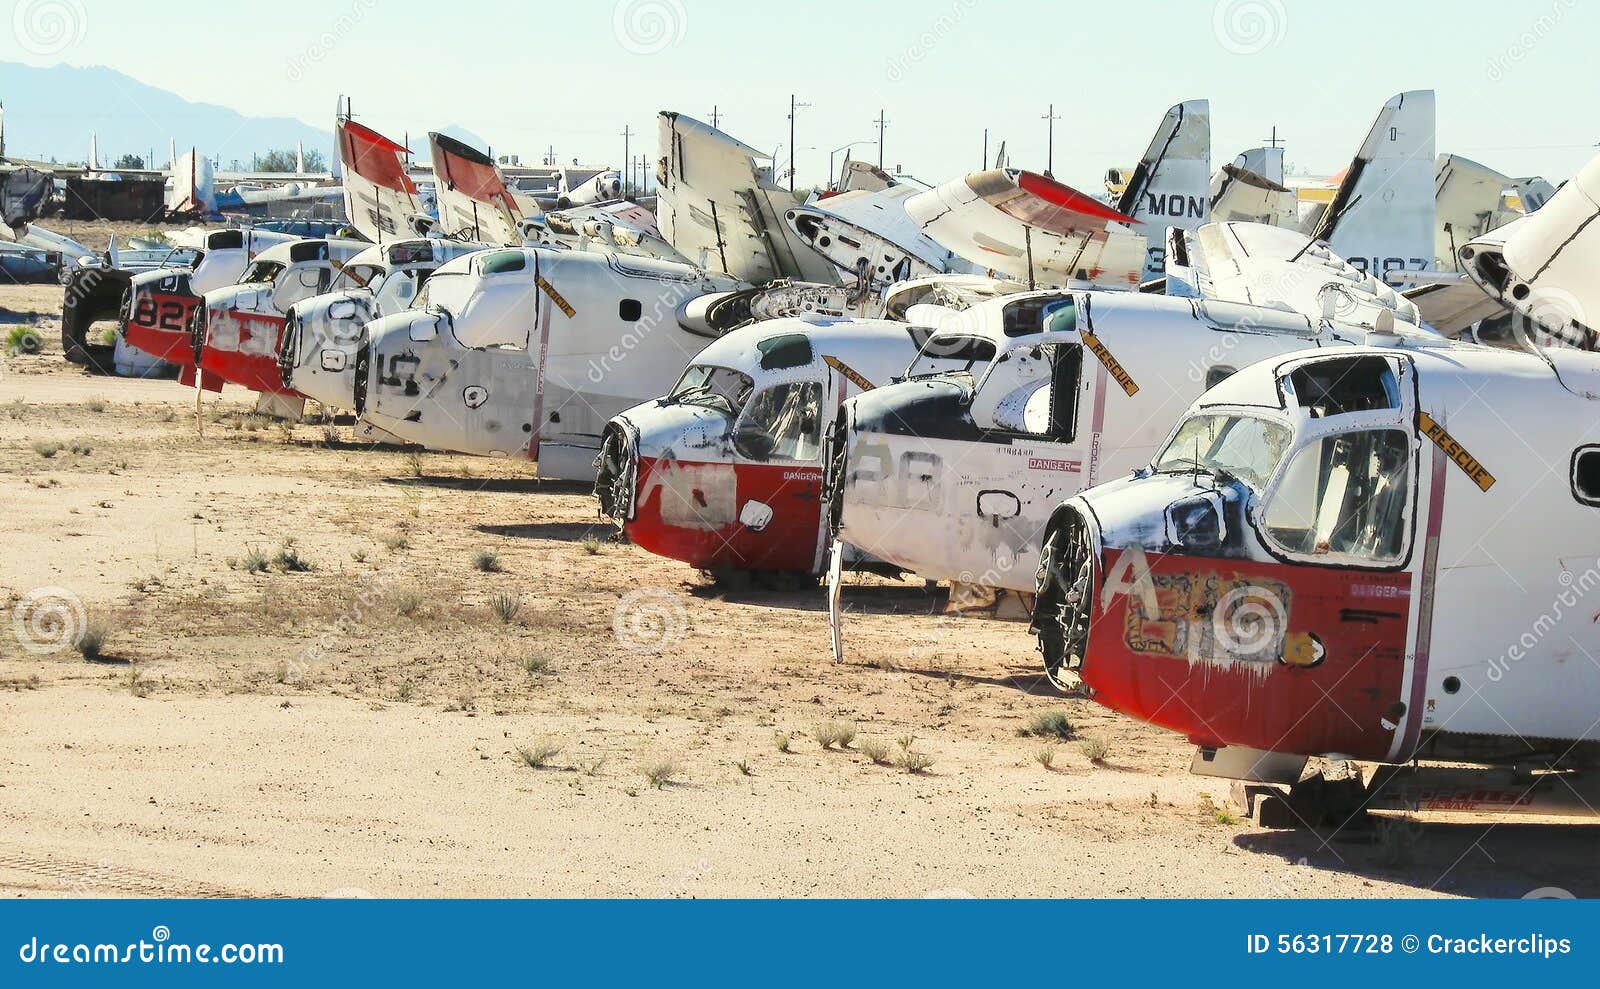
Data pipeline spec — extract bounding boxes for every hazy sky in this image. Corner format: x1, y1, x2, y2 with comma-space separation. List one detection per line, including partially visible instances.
3, 0, 1595, 188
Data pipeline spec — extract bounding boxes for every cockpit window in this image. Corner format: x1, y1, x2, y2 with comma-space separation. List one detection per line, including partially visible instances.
374, 269, 425, 313
1263, 430, 1411, 563
1000, 296, 1073, 337
329, 263, 382, 293
1154, 414, 1292, 492
240, 260, 285, 284
757, 333, 813, 371
479, 250, 527, 274
1288, 355, 1400, 418
907, 335, 996, 377
734, 381, 824, 462
668, 364, 754, 417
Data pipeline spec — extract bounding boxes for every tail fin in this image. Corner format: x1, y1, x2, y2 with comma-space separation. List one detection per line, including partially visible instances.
1116, 100, 1212, 280
1313, 90, 1436, 280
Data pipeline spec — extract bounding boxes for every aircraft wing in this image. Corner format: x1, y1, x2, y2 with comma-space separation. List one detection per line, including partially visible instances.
1175, 220, 1425, 332
787, 184, 979, 282
338, 117, 421, 243
904, 168, 1146, 289
655, 111, 837, 285
1403, 278, 1506, 337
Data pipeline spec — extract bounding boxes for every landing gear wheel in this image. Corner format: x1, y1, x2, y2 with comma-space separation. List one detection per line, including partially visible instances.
1034, 512, 1094, 690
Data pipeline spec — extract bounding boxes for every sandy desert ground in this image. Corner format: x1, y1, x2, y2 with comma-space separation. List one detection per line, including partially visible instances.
2, 280, 1597, 899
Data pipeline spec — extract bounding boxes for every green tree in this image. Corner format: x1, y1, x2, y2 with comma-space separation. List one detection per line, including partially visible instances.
254, 148, 327, 173
113, 153, 145, 169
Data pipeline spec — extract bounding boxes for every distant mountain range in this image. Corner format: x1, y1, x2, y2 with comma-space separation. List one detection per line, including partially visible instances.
0, 61, 331, 169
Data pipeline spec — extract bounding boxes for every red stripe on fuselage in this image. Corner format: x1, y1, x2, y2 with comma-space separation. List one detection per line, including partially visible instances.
1083, 549, 1412, 761
626, 455, 826, 574
123, 290, 200, 366
199, 310, 300, 396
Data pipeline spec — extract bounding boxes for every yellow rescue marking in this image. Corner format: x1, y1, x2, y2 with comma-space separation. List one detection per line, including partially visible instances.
1417, 411, 1495, 491
1081, 331, 1139, 396
823, 355, 875, 392
536, 276, 576, 318
328, 259, 371, 288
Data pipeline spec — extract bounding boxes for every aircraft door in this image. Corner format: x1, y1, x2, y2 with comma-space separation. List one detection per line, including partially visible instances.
960, 342, 1089, 589
730, 377, 830, 572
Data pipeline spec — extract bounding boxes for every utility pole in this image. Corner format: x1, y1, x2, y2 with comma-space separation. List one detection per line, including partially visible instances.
1263, 126, 1284, 149
621, 125, 632, 196
1042, 104, 1061, 178
873, 109, 888, 169
788, 95, 811, 192
709, 106, 721, 129
982, 128, 988, 170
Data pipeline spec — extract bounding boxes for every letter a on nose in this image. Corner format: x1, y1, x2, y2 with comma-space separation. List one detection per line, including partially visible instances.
1101, 543, 1159, 614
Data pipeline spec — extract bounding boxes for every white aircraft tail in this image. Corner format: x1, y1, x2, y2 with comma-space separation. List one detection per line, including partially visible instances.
428, 131, 528, 245
1312, 90, 1436, 280
165, 148, 215, 214
337, 116, 422, 243
1115, 99, 1212, 280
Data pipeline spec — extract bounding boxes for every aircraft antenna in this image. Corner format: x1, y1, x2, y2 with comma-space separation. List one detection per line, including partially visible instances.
622, 125, 632, 197
1042, 104, 1062, 178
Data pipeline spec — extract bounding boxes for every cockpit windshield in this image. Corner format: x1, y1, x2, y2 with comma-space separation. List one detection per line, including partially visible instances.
668, 365, 754, 417
374, 269, 426, 313
328, 263, 382, 293
240, 260, 285, 284
1153, 414, 1293, 492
